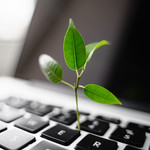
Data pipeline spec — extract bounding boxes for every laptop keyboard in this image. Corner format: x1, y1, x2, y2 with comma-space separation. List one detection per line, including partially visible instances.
0, 97, 149, 150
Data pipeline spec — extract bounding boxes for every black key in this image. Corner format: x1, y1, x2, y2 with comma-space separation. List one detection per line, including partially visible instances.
110, 127, 146, 147
69, 110, 90, 116
96, 115, 121, 124
127, 122, 150, 133
75, 134, 118, 150
80, 119, 109, 135
15, 115, 49, 133
30, 141, 68, 150
124, 145, 143, 150
0, 128, 35, 150
51, 111, 76, 125
0, 105, 23, 123
41, 124, 80, 145
5, 97, 30, 108
0, 122, 7, 132
26, 102, 53, 116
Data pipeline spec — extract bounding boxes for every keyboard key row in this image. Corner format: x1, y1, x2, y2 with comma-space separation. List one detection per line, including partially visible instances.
0, 125, 145, 150
0, 121, 146, 150
33, 136, 142, 150
4, 97, 122, 123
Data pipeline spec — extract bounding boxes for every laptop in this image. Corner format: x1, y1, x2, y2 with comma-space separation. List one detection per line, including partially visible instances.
0, 1, 149, 150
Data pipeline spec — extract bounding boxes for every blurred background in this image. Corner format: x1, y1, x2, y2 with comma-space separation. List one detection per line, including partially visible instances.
0, 0, 149, 110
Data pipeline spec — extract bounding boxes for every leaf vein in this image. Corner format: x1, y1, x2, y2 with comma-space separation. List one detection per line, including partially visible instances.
85, 87, 113, 101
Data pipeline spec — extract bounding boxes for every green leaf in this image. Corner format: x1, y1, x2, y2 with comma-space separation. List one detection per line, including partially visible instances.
86, 40, 110, 62
63, 18, 86, 70
39, 54, 63, 83
83, 84, 121, 104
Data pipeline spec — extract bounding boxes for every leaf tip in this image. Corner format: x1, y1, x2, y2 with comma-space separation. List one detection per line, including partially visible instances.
118, 100, 122, 105
69, 18, 75, 28
107, 41, 111, 45
38, 54, 52, 69
102, 40, 111, 45
115, 97, 122, 105
113, 95, 122, 105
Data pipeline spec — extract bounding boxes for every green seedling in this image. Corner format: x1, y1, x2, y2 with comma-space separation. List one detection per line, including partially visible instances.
39, 18, 121, 131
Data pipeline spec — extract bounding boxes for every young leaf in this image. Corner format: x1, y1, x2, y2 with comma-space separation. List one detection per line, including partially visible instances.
63, 18, 86, 70
83, 84, 121, 105
86, 40, 110, 62
39, 54, 63, 83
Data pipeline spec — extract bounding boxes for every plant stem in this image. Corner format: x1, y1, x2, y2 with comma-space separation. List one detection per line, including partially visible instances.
76, 69, 79, 77
67, 63, 87, 131
74, 87, 80, 131
78, 85, 84, 89
79, 62, 87, 77
61, 80, 74, 89
74, 69, 81, 131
